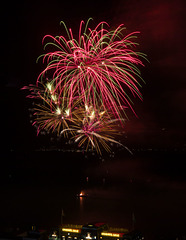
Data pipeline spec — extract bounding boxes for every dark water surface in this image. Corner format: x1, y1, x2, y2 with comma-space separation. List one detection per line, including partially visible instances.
1, 150, 186, 239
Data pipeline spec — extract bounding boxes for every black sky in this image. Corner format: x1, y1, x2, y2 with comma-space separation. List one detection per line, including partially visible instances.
2, 0, 186, 151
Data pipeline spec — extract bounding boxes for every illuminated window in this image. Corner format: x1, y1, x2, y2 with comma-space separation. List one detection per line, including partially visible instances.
62, 228, 80, 233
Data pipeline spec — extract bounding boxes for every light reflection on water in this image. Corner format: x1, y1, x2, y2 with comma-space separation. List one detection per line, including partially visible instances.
61, 170, 186, 238
76, 189, 136, 227
1, 151, 186, 239
65, 185, 184, 240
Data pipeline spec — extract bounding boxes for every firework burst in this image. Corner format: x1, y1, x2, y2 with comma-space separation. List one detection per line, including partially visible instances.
23, 18, 147, 154
37, 18, 147, 119
60, 105, 124, 154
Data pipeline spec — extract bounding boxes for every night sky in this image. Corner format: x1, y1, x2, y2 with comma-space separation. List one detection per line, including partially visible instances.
2, 0, 186, 149
1, 0, 186, 238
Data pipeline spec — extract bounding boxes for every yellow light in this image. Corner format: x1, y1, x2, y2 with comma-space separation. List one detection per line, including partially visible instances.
86, 233, 92, 239
65, 109, 70, 117
46, 82, 52, 92
56, 107, 62, 115
85, 104, 88, 111
89, 110, 95, 120
62, 228, 80, 233
99, 111, 105, 116
114, 234, 120, 237
101, 233, 120, 237
51, 94, 57, 102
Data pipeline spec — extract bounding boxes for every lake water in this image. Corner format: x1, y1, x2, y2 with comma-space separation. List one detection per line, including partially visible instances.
1, 150, 186, 239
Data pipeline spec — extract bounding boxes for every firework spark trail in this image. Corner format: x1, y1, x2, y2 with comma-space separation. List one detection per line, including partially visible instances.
60, 111, 124, 154
36, 19, 146, 118
23, 18, 147, 153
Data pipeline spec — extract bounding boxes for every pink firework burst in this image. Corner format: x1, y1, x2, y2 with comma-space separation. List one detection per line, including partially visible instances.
37, 18, 147, 120
23, 18, 147, 154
